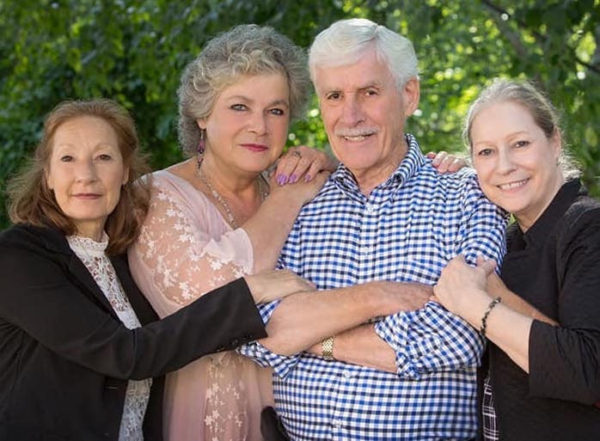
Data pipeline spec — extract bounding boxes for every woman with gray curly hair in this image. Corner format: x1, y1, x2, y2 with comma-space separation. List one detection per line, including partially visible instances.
128, 25, 334, 440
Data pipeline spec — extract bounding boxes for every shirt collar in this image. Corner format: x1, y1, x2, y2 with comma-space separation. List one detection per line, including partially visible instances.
331, 133, 425, 199
515, 179, 585, 248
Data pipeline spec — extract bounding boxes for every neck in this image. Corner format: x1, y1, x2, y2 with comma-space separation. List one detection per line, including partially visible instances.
196, 155, 268, 228
199, 155, 259, 197
517, 172, 565, 232
353, 138, 408, 196
75, 224, 105, 242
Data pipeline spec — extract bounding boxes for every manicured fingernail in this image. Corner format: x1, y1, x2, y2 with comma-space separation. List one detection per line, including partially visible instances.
289, 174, 298, 184
278, 175, 288, 185
304, 174, 311, 182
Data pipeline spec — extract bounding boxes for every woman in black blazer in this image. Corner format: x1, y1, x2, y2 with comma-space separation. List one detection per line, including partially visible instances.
0, 99, 310, 441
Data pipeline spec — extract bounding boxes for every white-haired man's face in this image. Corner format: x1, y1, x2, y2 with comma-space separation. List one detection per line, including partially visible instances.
313, 50, 419, 189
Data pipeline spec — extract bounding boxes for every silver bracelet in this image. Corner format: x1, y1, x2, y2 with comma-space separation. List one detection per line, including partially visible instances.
480, 297, 502, 337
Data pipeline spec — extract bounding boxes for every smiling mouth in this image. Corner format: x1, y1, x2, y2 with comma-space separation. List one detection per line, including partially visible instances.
343, 135, 371, 142
498, 179, 528, 190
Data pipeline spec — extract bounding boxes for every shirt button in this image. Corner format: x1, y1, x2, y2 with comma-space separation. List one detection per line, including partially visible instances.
365, 204, 375, 214
342, 370, 354, 378
332, 419, 343, 428
360, 246, 372, 254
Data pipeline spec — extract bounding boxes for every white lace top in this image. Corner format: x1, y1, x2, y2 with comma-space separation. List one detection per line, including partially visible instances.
67, 234, 152, 441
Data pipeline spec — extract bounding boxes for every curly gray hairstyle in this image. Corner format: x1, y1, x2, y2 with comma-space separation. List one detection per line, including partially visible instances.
177, 24, 310, 156
464, 78, 579, 179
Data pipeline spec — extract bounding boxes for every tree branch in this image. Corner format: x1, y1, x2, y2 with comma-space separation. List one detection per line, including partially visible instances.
481, 0, 600, 75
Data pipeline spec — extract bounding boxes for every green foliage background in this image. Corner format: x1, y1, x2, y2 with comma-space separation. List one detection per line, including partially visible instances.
1, 0, 599, 228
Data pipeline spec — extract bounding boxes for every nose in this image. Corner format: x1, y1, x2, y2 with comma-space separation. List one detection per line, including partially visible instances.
496, 147, 516, 174
75, 158, 98, 183
340, 95, 364, 126
248, 112, 268, 136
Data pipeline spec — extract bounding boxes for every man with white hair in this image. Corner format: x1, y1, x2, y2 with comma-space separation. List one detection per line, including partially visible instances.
241, 18, 506, 440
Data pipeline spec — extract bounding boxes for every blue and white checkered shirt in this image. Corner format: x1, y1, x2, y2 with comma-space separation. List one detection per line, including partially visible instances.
239, 135, 507, 440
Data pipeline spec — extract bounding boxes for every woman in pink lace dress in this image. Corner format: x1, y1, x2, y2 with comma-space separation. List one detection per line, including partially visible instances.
128, 25, 335, 441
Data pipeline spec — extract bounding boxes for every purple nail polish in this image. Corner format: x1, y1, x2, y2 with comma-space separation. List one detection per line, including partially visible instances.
289, 174, 298, 184
304, 174, 311, 182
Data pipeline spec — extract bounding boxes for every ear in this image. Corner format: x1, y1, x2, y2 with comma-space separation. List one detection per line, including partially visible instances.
122, 166, 130, 185
402, 77, 420, 117
196, 118, 207, 130
45, 168, 54, 191
550, 128, 562, 162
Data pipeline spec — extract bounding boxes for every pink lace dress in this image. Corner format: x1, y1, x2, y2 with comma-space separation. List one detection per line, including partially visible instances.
128, 170, 273, 441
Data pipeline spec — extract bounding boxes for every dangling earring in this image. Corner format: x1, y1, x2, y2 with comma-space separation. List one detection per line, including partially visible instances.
197, 129, 205, 168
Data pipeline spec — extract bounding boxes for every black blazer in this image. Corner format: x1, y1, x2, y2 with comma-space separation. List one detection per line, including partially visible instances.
0, 224, 266, 441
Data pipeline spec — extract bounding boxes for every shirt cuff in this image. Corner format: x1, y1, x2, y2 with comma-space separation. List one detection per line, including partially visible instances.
375, 301, 484, 379
237, 340, 301, 378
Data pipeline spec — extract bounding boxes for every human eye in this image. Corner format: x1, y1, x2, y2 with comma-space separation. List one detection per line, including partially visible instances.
97, 153, 113, 161
365, 88, 378, 97
230, 103, 248, 111
269, 107, 286, 116
325, 91, 341, 101
514, 140, 530, 148
477, 148, 494, 157
60, 155, 74, 162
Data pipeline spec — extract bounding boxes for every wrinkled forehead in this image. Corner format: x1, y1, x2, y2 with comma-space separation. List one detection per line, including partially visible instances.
313, 51, 394, 94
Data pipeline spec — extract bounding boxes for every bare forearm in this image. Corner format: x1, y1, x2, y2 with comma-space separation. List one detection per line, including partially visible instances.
461, 293, 534, 373
488, 274, 557, 326
307, 324, 397, 373
260, 281, 431, 356
243, 192, 304, 272
259, 284, 381, 355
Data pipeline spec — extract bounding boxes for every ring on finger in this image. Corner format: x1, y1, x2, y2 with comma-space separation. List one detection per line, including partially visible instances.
291, 150, 302, 158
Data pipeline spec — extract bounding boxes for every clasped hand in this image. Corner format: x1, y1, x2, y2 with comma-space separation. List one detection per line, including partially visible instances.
433, 255, 497, 317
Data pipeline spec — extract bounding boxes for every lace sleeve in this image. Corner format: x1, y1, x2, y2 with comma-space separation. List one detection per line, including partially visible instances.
129, 175, 254, 312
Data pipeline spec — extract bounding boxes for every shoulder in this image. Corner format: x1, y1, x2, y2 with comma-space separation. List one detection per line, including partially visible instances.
0, 225, 70, 280
145, 170, 207, 215
298, 175, 344, 212
149, 169, 181, 193
0, 224, 63, 251
557, 196, 600, 246
416, 162, 477, 187
415, 164, 489, 203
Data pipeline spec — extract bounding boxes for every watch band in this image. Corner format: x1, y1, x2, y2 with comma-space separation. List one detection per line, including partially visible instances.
321, 336, 334, 360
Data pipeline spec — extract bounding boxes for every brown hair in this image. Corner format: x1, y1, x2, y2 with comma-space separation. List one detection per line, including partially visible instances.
7, 99, 151, 255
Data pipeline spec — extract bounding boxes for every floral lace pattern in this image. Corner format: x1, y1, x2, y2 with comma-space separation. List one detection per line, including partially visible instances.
132, 172, 252, 308
128, 171, 272, 441
68, 234, 152, 441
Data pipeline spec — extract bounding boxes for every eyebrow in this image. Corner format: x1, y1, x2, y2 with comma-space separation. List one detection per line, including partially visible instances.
53, 142, 118, 150
227, 95, 289, 107
320, 81, 383, 94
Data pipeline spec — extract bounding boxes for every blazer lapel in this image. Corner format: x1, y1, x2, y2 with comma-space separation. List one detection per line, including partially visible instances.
33, 225, 154, 321
65, 253, 117, 316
